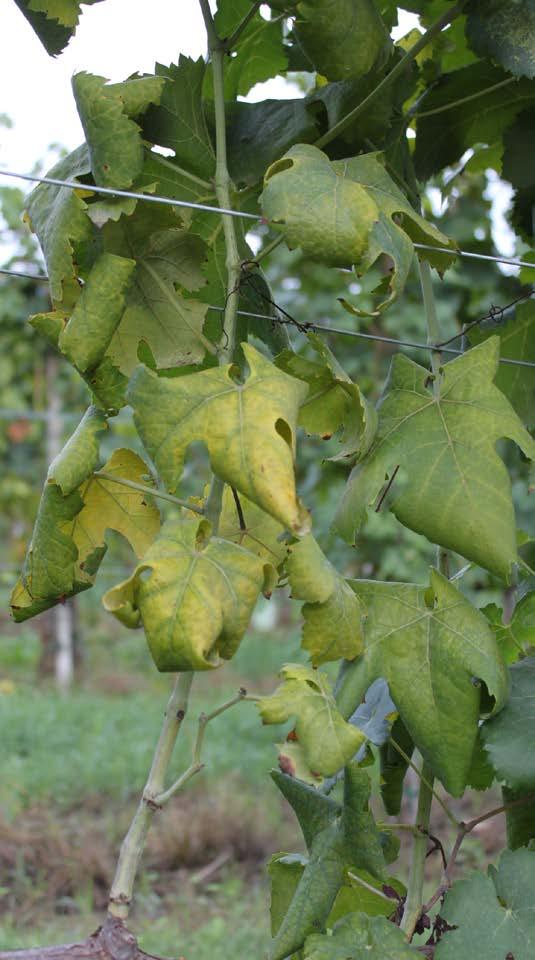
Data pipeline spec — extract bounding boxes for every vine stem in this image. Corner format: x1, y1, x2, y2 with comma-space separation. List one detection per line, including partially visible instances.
93, 471, 205, 516
422, 790, 535, 916
389, 737, 458, 828
107, 672, 194, 920
199, 0, 243, 534
400, 759, 435, 939
315, 0, 468, 150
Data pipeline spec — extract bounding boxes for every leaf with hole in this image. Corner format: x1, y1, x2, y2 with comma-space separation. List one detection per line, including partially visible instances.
261, 146, 456, 314
129, 343, 310, 533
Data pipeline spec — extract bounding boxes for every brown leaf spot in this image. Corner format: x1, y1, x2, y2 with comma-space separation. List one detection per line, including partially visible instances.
278, 753, 296, 777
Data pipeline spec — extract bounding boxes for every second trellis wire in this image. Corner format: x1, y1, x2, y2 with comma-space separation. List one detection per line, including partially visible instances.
1, 266, 534, 370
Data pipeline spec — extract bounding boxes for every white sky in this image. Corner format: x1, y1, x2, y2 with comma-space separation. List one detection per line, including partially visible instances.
1, 1, 208, 173
0, 4, 514, 257
0, 3, 419, 175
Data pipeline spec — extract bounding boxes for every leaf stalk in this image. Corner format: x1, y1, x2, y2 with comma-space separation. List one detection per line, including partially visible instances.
400, 759, 435, 939
93, 471, 205, 516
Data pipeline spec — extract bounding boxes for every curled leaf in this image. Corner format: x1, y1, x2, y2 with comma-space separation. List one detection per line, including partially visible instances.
104, 514, 267, 671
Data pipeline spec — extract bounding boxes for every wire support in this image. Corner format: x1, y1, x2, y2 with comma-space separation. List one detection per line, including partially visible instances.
0, 169, 259, 221
1, 268, 534, 369
413, 242, 535, 272
2, 168, 535, 272
206, 305, 535, 369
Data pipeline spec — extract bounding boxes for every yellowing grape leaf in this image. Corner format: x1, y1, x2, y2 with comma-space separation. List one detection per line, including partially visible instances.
103, 513, 267, 671
129, 343, 310, 534
335, 338, 535, 581
336, 570, 509, 795
10, 409, 160, 622
70, 449, 161, 562
261, 146, 456, 314
258, 664, 365, 776
287, 534, 365, 665
276, 334, 377, 459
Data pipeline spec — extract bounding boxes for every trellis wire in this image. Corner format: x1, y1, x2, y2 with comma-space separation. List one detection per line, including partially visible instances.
0, 169, 259, 221
2, 267, 534, 370
2, 167, 535, 272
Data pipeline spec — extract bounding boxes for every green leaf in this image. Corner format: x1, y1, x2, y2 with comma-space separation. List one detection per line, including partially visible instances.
258, 664, 365, 776
213, 0, 288, 99
129, 343, 310, 534
466, 730, 495, 791
482, 657, 535, 789
30, 309, 128, 412
261, 146, 456, 313
102, 204, 212, 372
268, 765, 388, 960
59, 252, 135, 372
287, 534, 365, 665
337, 571, 509, 795
308, 54, 417, 154
414, 62, 535, 180
469, 300, 535, 426
335, 339, 535, 580
276, 333, 377, 459
25, 145, 94, 307
466, 0, 535, 79
271, 770, 340, 852
13, 0, 104, 55
293, 0, 391, 82
226, 98, 321, 188
103, 513, 266, 671
141, 58, 216, 181
29, 252, 135, 412
268, 852, 307, 936
502, 786, 535, 850
502, 110, 535, 238
481, 593, 535, 665
304, 912, 415, 960
328, 871, 403, 924
72, 72, 165, 190
435, 848, 535, 960
379, 717, 413, 815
